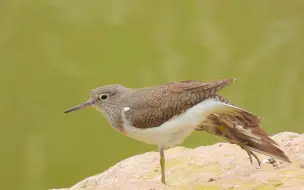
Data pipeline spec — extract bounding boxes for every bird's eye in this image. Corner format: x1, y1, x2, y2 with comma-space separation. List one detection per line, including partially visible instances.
99, 94, 108, 101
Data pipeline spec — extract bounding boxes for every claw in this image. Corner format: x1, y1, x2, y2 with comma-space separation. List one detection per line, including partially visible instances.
246, 151, 253, 164
242, 147, 261, 166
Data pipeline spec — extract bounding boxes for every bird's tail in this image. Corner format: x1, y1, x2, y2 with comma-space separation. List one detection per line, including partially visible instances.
197, 96, 291, 163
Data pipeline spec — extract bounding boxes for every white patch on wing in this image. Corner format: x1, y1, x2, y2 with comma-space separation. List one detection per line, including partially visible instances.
121, 98, 246, 149
235, 125, 244, 130
244, 129, 263, 144
123, 107, 130, 112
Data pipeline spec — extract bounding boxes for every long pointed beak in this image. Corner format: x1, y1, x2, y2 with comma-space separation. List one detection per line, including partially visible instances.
64, 100, 95, 113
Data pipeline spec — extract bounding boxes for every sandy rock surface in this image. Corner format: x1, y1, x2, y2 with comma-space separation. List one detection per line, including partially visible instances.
51, 132, 304, 190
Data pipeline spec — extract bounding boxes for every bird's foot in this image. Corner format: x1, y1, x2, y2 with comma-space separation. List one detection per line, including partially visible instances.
161, 176, 166, 185
244, 148, 261, 166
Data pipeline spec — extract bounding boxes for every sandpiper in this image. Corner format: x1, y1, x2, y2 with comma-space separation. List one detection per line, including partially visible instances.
64, 78, 290, 184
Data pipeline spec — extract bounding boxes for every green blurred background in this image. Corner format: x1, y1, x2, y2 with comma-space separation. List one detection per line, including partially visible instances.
1, 0, 303, 190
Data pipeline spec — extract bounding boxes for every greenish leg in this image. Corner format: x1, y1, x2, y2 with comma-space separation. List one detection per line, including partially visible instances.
159, 147, 166, 184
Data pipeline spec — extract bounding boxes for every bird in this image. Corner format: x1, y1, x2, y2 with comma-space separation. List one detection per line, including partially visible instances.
64, 78, 291, 184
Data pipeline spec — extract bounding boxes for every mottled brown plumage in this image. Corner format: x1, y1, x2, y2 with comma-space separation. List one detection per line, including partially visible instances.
124, 78, 235, 129
196, 95, 290, 164
64, 78, 291, 184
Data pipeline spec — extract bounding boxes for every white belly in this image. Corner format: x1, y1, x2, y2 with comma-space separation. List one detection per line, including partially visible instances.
124, 119, 196, 149
122, 99, 223, 149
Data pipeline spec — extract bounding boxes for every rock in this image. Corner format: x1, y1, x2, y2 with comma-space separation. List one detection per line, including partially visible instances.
51, 132, 304, 190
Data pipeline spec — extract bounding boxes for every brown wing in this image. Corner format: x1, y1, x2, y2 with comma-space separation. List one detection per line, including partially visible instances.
208, 94, 263, 128
197, 94, 277, 145
197, 94, 276, 141
195, 95, 291, 162
124, 78, 235, 128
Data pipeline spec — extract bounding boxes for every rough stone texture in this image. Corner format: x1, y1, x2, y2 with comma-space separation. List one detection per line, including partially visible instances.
51, 132, 304, 190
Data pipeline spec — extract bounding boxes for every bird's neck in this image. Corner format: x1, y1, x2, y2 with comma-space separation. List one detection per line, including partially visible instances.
103, 107, 125, 133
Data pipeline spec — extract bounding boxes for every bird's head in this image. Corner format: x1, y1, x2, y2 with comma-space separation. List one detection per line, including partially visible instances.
64, 84, 127, 113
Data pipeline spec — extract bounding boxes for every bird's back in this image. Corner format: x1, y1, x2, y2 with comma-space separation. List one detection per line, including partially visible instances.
125, 78, 236, 129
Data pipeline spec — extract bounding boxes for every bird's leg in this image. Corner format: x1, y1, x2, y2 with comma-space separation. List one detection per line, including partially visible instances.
246, 150, 253, 164
226, 136, 261, 166
221, 128, 261, 166
215, 125, 261, 166
241, 147, 261, 166
159, 146, 166, 184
